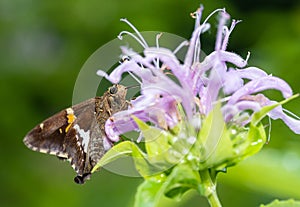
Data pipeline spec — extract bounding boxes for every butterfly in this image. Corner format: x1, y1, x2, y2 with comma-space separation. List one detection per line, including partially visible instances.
23, 84, 129, 184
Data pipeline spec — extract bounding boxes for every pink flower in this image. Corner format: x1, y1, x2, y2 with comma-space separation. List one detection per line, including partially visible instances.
98, 6, 300, 143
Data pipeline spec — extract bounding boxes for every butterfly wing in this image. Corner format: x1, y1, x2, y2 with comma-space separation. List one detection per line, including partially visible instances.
23, 85, 128, 184
23, 98, 101, 183
23, 109, 69, 158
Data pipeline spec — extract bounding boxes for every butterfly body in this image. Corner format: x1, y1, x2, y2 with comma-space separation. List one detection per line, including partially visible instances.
23, 85, 128, 184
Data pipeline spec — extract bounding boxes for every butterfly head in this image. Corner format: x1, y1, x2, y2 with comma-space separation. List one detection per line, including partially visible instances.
108, 84, 127, 97
107, 85, 128, 112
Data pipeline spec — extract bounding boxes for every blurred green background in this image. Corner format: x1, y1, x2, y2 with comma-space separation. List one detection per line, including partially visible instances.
1, 0, 300, 206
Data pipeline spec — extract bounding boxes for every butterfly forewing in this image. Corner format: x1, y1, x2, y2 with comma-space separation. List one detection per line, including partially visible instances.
24, 110, 69, 158
23, 98, 100, 180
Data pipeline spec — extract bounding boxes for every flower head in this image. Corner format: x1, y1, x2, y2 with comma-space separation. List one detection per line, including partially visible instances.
98, 7, 300, 147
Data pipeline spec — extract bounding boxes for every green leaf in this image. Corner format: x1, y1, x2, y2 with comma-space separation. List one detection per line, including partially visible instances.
260, 199, 300, 207
132, 116, 171, 160
242, 122, 265, 156
196, 103, 226, 161
92, 141, 136, 172
194, 103, 264, 170
196, 104, 235, 170
134, 165, 201, 207
132, 116, 183, 171
164, 164, 201, 200
134, 176, 166, 207
92, 141, 152, 177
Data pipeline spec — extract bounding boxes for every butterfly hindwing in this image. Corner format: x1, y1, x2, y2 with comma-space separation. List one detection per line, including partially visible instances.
64, 98, 101, 178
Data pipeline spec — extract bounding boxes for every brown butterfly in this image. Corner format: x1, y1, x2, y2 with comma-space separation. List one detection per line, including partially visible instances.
23, 85, 129, 184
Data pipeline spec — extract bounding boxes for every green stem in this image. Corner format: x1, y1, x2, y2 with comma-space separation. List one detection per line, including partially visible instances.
199, 170, 222, 207
207, 188, 222, 207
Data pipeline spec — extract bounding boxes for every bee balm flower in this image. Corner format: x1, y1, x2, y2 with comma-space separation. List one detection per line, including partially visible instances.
98, 7, 300, 148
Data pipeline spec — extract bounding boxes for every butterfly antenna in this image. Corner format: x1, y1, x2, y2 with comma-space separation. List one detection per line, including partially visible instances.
126, 84, 140, 90
128, 71, 142, 85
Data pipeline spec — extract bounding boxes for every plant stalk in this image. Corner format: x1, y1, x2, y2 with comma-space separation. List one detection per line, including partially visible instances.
199, 170, 222, 207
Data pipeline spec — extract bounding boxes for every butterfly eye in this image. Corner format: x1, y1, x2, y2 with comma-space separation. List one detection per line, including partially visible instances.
109, 86, 118, 94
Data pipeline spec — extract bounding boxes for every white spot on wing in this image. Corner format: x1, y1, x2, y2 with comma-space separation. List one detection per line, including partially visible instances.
31, 146, 38, 151
66, 108, 74, 115
38, 148, 49, 154
51, 151, 57, 155
56, 152, 68, 158
74, 124, 90, 153
39, 123, 44, 130
71, 163, 76, 170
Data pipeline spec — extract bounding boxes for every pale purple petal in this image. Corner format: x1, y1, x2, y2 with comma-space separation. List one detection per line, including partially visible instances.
222, 67, 268, 94
105, 116, 137, 141
268, 104, 300, 134
222, 101, 261, 122
103, 137, 113, 150
215, 11, 230, 51
97, 61, 146, 83
235, 67, 268, 80
221, 19, 241, 51
218, 51, 248, 68
120, 46, 155, 69
236, 101, 262, 112
195, 50, 248, 77
184, 23, 210, 69
144, 47, 191, 82
228, 76, 293, 104
142, 68, 194, 118
223, 68, 244, 94
222, 104, 238, 123
105, 92, 182, 142
202, 65, 225, 113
